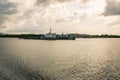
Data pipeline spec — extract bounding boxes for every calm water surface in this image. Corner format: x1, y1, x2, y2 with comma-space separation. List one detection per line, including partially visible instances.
0, 38, 120, 80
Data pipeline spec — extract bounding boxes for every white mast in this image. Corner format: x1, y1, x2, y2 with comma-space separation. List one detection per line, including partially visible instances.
50, 28, 52, 33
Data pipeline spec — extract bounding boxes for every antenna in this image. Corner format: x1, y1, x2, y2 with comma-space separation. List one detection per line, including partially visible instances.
49, 28, 52, 33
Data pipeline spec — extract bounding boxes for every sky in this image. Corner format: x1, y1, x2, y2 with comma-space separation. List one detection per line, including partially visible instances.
0, 0, 120, 34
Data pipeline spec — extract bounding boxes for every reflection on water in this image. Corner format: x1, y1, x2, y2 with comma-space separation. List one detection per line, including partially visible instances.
0, 38, 120, 80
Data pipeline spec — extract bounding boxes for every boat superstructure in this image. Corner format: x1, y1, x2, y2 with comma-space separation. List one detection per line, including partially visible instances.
41, 28, 76, 40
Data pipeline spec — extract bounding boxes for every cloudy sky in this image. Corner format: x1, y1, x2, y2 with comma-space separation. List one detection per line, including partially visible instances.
0, 0, 120, 34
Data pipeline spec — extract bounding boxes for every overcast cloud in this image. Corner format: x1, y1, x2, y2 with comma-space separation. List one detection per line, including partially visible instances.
0, 0, 16, 26
103, 0, 120, 16
0, 0, 120, 35
36, 0, 90, 5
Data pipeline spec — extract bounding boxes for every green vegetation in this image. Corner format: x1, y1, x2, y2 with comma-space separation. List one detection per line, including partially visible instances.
75, 34, 120, 38
0, 34, 44, 39
0, 33, 120, 39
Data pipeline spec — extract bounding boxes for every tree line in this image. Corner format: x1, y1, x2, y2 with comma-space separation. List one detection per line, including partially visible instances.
0, 33, 120, 38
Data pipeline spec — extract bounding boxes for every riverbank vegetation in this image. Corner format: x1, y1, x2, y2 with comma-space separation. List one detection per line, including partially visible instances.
0, 33, 120, 38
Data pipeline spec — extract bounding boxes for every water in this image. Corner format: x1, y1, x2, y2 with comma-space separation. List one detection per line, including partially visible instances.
0, 38, 120, 80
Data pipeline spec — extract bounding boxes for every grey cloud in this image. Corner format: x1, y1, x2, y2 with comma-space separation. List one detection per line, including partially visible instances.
36, 0, 72, 4
103, 0, 120, 16
82, 0, 90, 4
0, 2, 16, 15
36, 0, 49, 5
0, 0, 17, 28
36, 0, 88, 6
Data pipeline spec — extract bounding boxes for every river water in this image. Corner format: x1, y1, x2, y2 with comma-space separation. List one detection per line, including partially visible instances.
0, 38, 120, 80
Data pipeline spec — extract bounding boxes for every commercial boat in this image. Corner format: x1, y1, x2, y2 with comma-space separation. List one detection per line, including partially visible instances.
20, 28, 76, 40
40, 28, 76, 40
